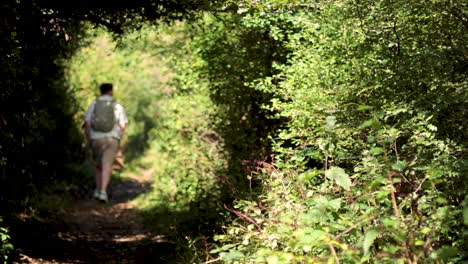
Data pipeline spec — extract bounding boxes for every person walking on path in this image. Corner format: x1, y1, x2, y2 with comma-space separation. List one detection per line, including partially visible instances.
84, 83, 128, 202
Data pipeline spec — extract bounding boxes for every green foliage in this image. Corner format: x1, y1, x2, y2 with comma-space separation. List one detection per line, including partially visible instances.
201, 0, 467, 263
37, 0, 220, 33
0, 0, 88, 214
67, 23, 227, 262
325, 167, 351, 191
128, 23, 228, 262
188, 12, 291, 195
1, 0, 467, 262
0, 0, 226, 217
0, 218, 13, 264
66, 24, 165, 161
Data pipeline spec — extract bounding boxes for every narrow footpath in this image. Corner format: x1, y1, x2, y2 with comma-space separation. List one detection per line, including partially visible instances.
14, 171, 177, 264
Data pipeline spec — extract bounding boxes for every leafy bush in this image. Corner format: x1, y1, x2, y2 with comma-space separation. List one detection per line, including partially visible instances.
196, 1, 467, 263
0, 218, 13, 264
190, 13, 289, 194
0, 0, 88, 215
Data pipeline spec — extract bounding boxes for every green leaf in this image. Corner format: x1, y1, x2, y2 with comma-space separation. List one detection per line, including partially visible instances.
357, 105, 373, 111
415, 240, 425, 246
296, 229, 328, 248
391, 161, 407, 172
463, 207, 468, 225
0, 234, 8, 241
299, 169, 322, 182
326, 115, 336, 129
266, 255, 279, 264
209, 244, 236, 254
2, 243, 13, 251
436, 197, 447, 204
421, 227, 431, 234
432, 246, 459, 260
325, 166, 351, 190
359, 119, 380, 129
220, 251, 245, 262
328, 199, 341, 210
370, 147, 384, 155
363, 228, 379, 255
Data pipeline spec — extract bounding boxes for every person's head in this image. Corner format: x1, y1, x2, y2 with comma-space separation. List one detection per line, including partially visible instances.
99, 83, 113, 95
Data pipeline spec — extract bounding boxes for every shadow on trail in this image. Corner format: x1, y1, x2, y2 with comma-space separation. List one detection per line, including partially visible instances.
11, 176, 181, 264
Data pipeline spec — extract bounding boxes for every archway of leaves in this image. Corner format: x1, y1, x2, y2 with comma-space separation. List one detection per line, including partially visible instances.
1, 0, 467, 263
1, 0, 286, 261
0, 1, 234, 263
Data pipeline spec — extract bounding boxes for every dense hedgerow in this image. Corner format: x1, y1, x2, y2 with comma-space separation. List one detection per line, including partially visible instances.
191, 1, 467, 263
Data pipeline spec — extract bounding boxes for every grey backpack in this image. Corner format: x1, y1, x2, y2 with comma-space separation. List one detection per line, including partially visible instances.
91, 98, 116, 132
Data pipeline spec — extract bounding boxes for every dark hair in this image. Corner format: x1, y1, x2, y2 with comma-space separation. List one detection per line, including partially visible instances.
99, 83, 113, 95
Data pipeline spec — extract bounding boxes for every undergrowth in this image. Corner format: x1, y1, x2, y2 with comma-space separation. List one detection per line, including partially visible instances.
201, 2, 468, 263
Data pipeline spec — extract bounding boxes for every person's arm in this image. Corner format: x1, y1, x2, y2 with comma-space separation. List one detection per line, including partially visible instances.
84, 121, 92, 141
117, 104, 128, 138
84, 101, 95, 142
119, 124, 125, 137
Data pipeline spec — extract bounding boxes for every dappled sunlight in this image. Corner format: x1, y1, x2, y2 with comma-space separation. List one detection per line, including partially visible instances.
13, 176, 179, 263
8, 22, 226, 263
3, 1, 466, 263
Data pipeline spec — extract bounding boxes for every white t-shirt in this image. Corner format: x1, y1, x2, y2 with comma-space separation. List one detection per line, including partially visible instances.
84, 95, 128, 140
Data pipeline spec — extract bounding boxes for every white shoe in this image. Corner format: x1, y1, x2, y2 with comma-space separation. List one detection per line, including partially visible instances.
93, 189, 100, 199
97, 191, 108, 203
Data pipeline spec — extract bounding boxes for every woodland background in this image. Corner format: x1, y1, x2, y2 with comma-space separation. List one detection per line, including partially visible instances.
0, 0, 467, 263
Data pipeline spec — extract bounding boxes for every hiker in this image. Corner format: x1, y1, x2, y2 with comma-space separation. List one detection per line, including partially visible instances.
84, 83, 128, 202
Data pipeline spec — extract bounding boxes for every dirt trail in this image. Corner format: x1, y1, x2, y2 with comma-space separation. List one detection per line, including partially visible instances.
15, 171, 178, 264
